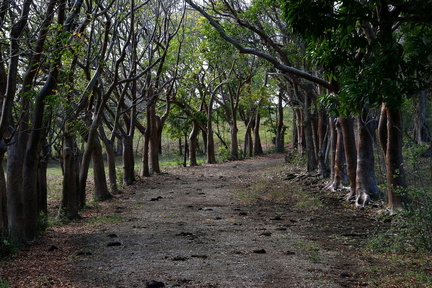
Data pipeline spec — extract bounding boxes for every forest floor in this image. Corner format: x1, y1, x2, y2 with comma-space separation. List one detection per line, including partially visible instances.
1, 153, 430, 287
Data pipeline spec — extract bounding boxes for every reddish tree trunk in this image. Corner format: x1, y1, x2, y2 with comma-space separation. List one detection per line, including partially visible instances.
339, 116, 357, 200
384, 106, 409, 210
304, 91, 317, 172
317, 110, 328, 177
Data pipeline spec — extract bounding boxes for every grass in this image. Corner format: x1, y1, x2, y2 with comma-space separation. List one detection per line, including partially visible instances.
362, 252, 432, 287
85, 214, 122, 226
0, 278, 9, 288
294, 190, 323, 210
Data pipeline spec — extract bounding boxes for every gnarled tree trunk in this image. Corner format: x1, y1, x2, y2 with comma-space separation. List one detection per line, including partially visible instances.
355, 111, 379, 207
189, 120, 200, 166
91, 137, 112, 201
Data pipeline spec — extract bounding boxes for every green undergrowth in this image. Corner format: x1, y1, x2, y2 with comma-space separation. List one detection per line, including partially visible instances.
362, 252, 432, 287
85, 214, 122, 226
0, 278, 9, 288
365, 185, 432, 287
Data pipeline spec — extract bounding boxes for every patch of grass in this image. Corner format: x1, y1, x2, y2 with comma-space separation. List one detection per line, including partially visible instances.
234, 188, 260, 203
46, 164, 63, 202
234, 174, 290, 203
0, 278, 9, 288
86, 214, 122, 226
295, 240, 322, 263
362, 252, 432, 287
294, 189, 323, 211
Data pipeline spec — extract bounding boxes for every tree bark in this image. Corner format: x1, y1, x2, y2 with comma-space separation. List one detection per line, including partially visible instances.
304, 90, 317, 172
355, 111, 379, 207
253, 113, 263, 155
122, 135, 135, 185
98, 127, 118, 193
91, 137, 112, 201
230, 120, 239, 160
339, 116, 357, 201
317, 110, 328, 178
0, 141, 7, 234
7, 136, 26, 243
37, 143, 50, 216
413, 91, 429, 143
275, 90, 285, 153
189, 120, 200, 166
142, 105, 151, 177
60, 133, 80, 220
384, 106, 409, 210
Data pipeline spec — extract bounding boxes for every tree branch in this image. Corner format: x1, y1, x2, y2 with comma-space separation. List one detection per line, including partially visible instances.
185, 0, 333, 91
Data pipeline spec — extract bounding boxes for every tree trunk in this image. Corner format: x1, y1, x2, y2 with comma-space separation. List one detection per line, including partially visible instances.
149, 107, 161, 174
413, 91, 429, 143
243, 114, 253, 158
317, 110, 328, 178
37, 146, 49, 216
253, 113, 263, 155
0, 141, 7, 234
99, 128, 118, 193
339, 116, 357, 201
355, 111, 380, 207
383, 106, 409, 210
291, 110, 298, 150
275, 91, 285, 153
91, 137, 112, 201
230, 120, 239, 160
189, 120, 200, 166
142, 105, 151, 177
206, 100, 217, 164
326, 117, 337, 190
122, 135, 135, 185
334, 119, 347, 189
7, 135, 26, 243
304, 91, 317, 172
60, 132, 80, 220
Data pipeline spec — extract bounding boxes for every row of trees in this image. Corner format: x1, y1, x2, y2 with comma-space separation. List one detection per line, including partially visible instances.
186, 0, 431, 208
0, 0, 430, 245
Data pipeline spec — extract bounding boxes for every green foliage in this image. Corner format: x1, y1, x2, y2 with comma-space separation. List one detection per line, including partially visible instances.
217, 145, 231, 162
368, 187, 432, 253
0, 278, 9, 288
280, 0, 432, 116
0, 234, 17, 259
37, 212, 49, 233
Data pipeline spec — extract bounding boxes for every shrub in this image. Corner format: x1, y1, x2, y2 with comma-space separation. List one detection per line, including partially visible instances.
369, 187, 432, 253
0, 234, 17, 259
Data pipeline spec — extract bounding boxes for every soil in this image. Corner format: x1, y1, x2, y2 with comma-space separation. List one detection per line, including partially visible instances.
2, 154, 390, 287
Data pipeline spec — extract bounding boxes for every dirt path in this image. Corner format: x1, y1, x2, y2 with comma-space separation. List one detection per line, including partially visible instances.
2, 154, 383, 287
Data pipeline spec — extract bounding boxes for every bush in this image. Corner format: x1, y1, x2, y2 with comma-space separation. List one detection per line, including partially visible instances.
369, 187, 432, 253
0, 235, 17, 259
